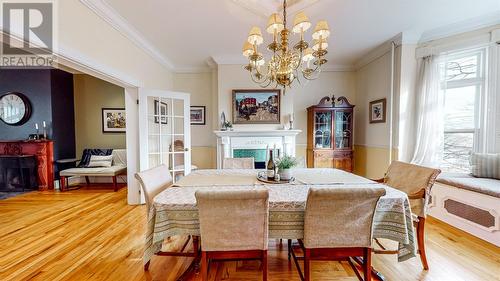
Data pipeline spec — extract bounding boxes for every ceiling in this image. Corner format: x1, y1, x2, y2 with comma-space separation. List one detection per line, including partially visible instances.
100, 0, 500, 71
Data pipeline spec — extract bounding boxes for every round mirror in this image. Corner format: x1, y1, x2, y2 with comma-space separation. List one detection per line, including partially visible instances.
0, 92, 32, 126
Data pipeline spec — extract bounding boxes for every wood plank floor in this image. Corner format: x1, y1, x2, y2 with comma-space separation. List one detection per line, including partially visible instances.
0, 187, 498, 281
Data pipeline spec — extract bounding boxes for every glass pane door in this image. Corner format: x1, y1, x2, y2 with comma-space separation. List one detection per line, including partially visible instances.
139, 90, 191, 183
314, 111, 331, 148
334, 111, 352, 149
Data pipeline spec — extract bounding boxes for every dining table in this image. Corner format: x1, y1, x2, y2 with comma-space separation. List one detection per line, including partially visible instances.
145, 168, 416, 279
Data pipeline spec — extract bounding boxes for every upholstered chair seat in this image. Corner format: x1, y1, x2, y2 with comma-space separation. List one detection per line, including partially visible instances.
195, 189, 269, 281
291, 187, 386, 281
222, 157, 255, 169
135, 164, 173, 209
135, 165, 199, 271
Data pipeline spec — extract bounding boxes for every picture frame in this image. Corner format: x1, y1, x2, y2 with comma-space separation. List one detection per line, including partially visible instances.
232, 89, 280, 124
369, 98, 386, 124
154, 100, 168, 124
190, 106, 206, 125
102, 108, 126, 133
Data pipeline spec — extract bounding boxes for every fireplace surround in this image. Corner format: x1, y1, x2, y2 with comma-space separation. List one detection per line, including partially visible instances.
214, 130, 301, 169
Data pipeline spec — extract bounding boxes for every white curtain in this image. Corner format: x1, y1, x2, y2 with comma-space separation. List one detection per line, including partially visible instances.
410, 55, 444, 167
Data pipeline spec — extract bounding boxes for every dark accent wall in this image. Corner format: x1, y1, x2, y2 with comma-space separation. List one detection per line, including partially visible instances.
0, 68, 75, 175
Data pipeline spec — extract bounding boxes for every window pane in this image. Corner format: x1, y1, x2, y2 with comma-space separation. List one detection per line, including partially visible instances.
443, 86, 476, 131
442, 133, 473, 173
444, 53, 479, 81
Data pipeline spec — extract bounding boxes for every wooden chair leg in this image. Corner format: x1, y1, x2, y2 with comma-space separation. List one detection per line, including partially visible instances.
193, 235, 200, 257
363, 248, 372, 281
304, 248, 311, 281
112, 176, 118, 192
85, 176, 90, 186
287, 239, 292, 261
60, 176, 66, 192
417, 217, 429, 270
262, 250, 268, 281
201, 251, 208, 281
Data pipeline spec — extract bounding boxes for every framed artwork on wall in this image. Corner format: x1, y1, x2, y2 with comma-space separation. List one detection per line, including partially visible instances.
232, 89, 280, 124
190, 106, 206, 125
154, 100, 168, 124
102, 108, 126, 133
369, 98, 386, 123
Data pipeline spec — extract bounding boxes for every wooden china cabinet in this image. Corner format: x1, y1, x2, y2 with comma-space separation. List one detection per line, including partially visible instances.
306, 96, 355, 172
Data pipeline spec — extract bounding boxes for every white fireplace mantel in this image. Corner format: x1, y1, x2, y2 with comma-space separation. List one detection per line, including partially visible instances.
214, 130, 302, 169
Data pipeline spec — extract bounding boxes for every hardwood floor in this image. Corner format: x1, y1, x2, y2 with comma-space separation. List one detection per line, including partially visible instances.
0, 187, 498, 281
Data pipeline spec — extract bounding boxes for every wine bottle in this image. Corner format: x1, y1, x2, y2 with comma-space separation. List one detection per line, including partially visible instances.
267, 149, 276, 180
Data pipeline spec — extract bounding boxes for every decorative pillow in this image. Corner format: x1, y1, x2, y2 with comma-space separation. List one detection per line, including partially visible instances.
78, 149, 113, 167
470, 153, 500, 179
87, 155, 113, 168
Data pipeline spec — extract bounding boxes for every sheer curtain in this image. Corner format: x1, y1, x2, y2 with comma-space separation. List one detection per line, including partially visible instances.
410, 55, 444, 167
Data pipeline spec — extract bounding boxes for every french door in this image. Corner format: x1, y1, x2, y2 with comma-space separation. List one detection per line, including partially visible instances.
138, 89, 191, 182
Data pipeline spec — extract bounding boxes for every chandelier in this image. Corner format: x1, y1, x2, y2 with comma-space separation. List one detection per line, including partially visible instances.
242, 0, 330, 91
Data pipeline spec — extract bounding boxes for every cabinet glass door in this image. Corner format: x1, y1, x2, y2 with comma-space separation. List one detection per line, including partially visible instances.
334, 111, 352, 149
314, 111, 332, 148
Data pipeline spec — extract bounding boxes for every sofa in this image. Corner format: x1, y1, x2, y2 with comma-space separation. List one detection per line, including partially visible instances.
59, 149, 127, 192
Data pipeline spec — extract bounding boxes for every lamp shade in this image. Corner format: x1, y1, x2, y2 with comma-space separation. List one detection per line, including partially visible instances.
312, 38, 328, 51
302, 48, 314, 62
242, 41, 254, 57
312, 20, 330, 40
248, 26, 264, 45
292, 12, 311, 33
266, 13, 284, 34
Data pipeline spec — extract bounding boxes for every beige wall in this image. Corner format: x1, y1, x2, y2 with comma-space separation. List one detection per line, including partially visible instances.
353, 42, 405, 177
172, 72, 217, 168
217, 65, 294, 131
74, 74, 126, 158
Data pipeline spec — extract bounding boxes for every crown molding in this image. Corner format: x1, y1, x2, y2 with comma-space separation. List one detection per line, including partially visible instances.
80, 0, 174, 71
419, 11, 500, 43
354, 33, 402, 70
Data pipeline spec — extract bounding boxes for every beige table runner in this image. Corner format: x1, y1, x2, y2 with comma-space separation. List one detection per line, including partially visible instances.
174, 168, 374, 187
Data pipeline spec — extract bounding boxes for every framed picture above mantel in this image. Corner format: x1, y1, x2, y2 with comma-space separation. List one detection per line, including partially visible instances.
232, 89, 280, 124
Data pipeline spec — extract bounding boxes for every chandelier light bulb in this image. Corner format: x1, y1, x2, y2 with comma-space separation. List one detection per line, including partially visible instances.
248, 26, 264, 45
266, 13, 284, 34
312, 20, 330, 40
242, 41, 254, 57
292, 12, 311, 34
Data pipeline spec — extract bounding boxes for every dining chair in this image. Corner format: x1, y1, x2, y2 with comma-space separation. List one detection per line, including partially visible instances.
195, 189, 269, 281
290, 187, 386, 281
135, 165, 199, 271
373, 161, 441, 270
222, 157, 255, 169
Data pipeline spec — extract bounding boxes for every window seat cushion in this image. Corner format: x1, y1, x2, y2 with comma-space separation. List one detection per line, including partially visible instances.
436, 173, 500, 198
60, 165, 126, 177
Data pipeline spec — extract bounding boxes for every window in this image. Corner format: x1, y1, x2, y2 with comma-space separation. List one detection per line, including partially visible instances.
440, 48, 487, 172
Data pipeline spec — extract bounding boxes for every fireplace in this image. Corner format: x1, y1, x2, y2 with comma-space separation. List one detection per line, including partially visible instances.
0, 155, 38, 192
214, 130, 301, 169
